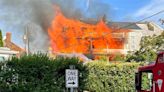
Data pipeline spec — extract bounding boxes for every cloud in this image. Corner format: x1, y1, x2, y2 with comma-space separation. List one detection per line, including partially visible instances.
113, 7, 119, 10
133, 0, 164, 28
134, 0, 164, 17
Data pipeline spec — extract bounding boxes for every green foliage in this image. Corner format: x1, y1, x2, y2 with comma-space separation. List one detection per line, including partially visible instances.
98, 56, 108, 62
0, 30, 3, 47
0, 53, 85, 92
85, 53, 94, 60
141, 72, 152, 91
126, 50, 157, 62
83, 62, 143, 92
126, 31, 164, 62
0, 53, 143, 92
112, 54, 124, 61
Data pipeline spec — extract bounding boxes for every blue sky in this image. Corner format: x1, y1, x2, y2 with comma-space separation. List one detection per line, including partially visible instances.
84, 0, 164, 22
0, 0, 164, 49
104, 0, 150, 21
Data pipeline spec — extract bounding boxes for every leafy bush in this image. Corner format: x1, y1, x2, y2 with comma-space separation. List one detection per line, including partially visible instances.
112, 54, 124, 61
126, 31, 164, 62
0, 53, 143, 92
0, 54, 86, 92
83, 62, 142, 92
0, 30, 3, 47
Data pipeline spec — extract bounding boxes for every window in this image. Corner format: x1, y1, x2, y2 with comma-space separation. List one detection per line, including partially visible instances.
130, 36, 136, 50
0, 56, 5, 62
147, 23, 154, 31
141, 71, 153, 91
158, 54, 164, 63
135, 73, 140, 90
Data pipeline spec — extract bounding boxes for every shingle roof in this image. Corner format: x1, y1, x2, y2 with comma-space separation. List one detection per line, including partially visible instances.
79, 19, 141, 29
107, 22, 141, 29
79, 19, 98, 25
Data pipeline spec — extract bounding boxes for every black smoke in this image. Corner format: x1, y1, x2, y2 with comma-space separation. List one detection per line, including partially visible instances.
0, 0, 111, 53
52, 0, 111, 20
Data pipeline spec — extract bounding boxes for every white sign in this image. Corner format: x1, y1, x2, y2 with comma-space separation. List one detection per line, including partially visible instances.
65, 69, 78, 88
157, 79, 163, 91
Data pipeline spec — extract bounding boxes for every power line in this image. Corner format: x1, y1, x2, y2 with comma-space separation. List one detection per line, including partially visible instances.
100, 10, 164, 38
50, 10, 164, 54
118, 10, 164, 30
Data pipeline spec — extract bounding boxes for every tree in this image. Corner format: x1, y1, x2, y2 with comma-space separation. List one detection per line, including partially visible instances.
0, 29, 3, 47
126, 31, 164, 62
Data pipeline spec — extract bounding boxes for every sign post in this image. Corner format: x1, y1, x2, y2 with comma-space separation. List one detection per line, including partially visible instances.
65, 65, 78, 92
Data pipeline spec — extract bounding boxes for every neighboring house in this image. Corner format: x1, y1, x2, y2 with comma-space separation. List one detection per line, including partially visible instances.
0, 47, 18, 62
3, 32, 25, 56
120, 22, 163, 54
82, 20, 163, 55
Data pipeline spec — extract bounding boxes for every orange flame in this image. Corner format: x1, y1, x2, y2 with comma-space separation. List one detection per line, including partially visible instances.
48, 7, 130, 54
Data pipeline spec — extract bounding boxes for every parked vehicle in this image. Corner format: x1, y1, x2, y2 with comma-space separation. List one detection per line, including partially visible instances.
135, 51, 164, 92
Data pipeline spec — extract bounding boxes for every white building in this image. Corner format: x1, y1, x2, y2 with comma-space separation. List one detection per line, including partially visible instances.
0, 47, 18, 62
108, 22, 163, 54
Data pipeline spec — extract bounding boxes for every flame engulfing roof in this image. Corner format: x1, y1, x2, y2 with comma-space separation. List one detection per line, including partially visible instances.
80, 19, 141, 30
48, 6, 130, 54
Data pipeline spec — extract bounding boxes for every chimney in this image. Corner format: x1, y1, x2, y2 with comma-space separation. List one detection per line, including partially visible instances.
102, 14, 107, 23
6, 32, 11, 42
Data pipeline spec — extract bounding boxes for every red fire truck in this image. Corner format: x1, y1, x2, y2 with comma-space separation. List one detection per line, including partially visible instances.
135, 51, 164, 92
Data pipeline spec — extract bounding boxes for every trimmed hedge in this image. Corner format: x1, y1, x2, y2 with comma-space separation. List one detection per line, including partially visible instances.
0, 54, 86, 92
83, 62, 143, 92
0, 54, 143, 92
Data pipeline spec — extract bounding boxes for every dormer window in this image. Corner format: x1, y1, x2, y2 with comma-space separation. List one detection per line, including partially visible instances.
147, 23, 154, 31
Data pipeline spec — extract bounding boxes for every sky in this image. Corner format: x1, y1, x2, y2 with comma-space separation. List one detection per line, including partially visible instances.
0, 0, 163, 50
98, 0, 164, 22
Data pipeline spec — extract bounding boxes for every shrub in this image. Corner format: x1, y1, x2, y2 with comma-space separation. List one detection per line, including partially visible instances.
0, 53, 143, 92
0, 54, 86, 92
83, 62, 143, 92
112, 54, 124, 61
0, 30, 3, 47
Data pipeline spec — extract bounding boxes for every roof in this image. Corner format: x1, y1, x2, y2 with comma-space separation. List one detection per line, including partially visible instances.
107, 22, 141, 29
138, 63, 155, 71
157, 50, 164, 55
0, 47, 18, 54
79, 19, 141, 29
4, 41, 24, 52
139, 51, 164, 71
79, 19, 98, 25
4, 32, 24, 53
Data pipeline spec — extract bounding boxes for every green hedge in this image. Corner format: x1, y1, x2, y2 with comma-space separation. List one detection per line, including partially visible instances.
0, 54, 142, 92
83, 62, 142, 92
0, 54, 86, 92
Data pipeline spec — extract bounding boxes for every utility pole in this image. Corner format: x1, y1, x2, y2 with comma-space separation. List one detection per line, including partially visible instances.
77, 32, 110, 60
102, 32, 110, 62
76, 37, 94, 59
23, 23, 32, 55
24, 26, 29, 55
23, 28, 28, 55
77, 32, 99, 59
106, 42, 109, 62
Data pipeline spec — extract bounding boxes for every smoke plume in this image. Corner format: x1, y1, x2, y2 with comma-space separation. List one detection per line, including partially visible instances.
0, 0, 54, 53
0, 0, 111, 53
52, 0, 111, 20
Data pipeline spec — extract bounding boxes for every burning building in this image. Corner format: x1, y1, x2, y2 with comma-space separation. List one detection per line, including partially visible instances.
1, 0, 163, 59
47, 6, 164, 60
48, 7, 130, 59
